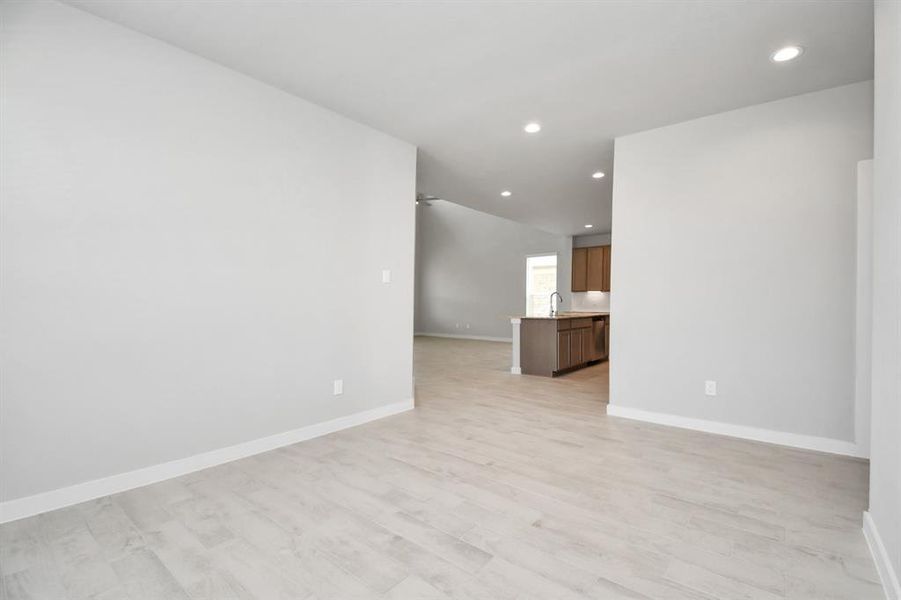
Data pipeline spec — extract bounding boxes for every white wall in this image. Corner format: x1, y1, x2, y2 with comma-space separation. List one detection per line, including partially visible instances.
573, 233, 612, 248
415, 201, 571, 340
571, 292, 610, 313
866, 1, 901, 595
0, 1, 416, 507
609, 82, 873, 449
855, 160, 873, 459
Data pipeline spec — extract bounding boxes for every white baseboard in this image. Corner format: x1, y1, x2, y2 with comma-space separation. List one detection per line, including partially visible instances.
415, 332, 512, 343
510, 367, 522, 374
606, 404, 864, 458
0, 398, 414, 524
864, 511, 901, 599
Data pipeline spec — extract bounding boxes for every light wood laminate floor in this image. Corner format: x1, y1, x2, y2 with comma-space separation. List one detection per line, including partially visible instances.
1, 337, 881, 599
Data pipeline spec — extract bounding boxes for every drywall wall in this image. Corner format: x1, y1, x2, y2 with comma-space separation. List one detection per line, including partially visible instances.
866, 1, 901, 595
0, 1, 416, 507
855, 160, 873, 459
415, 201, 571, 340
609, 81, 873, 447
573, 233, 611, 248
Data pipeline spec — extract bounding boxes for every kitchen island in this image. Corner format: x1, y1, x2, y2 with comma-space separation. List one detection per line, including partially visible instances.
510, 312, 609, 377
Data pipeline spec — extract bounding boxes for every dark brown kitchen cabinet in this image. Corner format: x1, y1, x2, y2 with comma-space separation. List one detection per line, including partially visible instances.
571, 247, 588, 292
569, 328, 582, 367
521, 316, 607, 377
557, 330, 571, 370
556, 322, 591, 372
601, 245, 611, 292
571, 244, 611, 292
586, 246, 604, 290
581, 325, 594, 362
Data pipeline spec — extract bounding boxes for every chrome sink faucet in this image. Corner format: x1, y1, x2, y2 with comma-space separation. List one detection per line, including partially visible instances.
549, 291, 563, 317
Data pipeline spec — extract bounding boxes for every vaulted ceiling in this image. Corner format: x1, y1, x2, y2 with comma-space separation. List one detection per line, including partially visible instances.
66, 0, 874, 235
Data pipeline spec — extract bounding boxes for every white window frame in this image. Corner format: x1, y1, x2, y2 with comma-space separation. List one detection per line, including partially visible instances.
525, 253, 558, 315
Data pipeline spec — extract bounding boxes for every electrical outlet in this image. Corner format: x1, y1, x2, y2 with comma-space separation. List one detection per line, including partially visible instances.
333, 379, 343, 396
705, 380, 717, 396
465, 323, 470, 329
381, 269, 391, 284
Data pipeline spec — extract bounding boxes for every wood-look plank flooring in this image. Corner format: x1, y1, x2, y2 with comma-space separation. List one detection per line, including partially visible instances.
1, 336, 882, 599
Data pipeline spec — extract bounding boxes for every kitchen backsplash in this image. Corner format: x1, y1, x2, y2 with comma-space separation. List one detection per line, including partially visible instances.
571, 291, 610, 312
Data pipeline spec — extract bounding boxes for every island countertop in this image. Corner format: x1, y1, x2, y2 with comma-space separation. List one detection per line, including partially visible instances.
513, 311, 609, 320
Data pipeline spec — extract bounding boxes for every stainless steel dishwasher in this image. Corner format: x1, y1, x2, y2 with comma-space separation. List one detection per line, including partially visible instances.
592, 316, 608, 361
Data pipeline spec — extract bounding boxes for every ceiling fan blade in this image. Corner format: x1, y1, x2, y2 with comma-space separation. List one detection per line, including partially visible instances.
416, 193, 442, 206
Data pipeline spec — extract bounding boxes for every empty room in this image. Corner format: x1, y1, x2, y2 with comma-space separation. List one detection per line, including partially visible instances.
2, 1, 900, 599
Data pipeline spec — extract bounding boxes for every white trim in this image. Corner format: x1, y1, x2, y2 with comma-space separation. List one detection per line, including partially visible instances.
606, 404, 864, 458
415, 332, 512, 343
510, 319, 522, 375
864, 510, 901, 599
0, 399, 414, 524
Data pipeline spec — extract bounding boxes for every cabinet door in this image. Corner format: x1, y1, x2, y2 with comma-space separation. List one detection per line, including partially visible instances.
601, 245, 611, 292
557, 330, 571, 370
586, 246, 604, 291
570, 328, 582, 367
571, 248, 588, 292
581, 326, 594, 362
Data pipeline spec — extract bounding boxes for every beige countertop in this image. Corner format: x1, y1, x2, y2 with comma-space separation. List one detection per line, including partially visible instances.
515, 311, 609, 320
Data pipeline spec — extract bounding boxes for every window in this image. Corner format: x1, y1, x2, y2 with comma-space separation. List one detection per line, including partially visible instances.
526, 254, 558, 316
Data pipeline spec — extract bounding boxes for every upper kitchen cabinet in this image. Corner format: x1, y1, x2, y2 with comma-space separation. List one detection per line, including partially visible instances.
586, 246, 604, 290
572, 245, 611, 292
601, 245, 611, 292
571, 247, 588, 292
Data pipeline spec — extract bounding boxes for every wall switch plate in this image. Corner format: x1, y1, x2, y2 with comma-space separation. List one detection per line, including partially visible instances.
705, 380, 717, 396
333, 379, 343, 395
381, 269, 391, 284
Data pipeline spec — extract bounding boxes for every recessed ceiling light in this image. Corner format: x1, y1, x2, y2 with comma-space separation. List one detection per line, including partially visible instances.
771, 45, 803, 63
592, 171, 605, 179
501, 190, 512, 197
584, 224, 593, 229
524, 122, 541, 134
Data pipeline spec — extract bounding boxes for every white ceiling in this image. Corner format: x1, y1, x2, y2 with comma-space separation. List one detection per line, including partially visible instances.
65, 0, 873, 236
